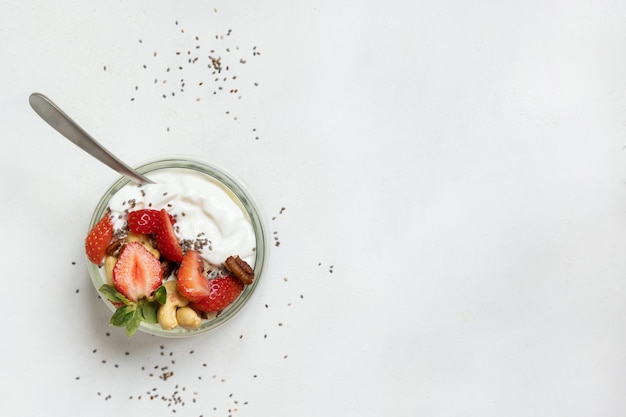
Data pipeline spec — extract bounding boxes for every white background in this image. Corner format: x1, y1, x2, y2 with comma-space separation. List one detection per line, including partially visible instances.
2, 0, 626, 416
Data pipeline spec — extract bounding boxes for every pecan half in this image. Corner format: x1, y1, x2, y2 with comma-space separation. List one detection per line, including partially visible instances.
161, 260, 177, 279
224, 255, 254, 285
105, 237, 126, 257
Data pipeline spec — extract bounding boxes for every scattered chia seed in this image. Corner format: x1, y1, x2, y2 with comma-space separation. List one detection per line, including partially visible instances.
88, 17, 321, 415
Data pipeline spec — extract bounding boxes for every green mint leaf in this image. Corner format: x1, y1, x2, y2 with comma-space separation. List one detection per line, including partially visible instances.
117, 293, 131, 305
99, 284, 131, 305
110, 304, 136, 327
99, 284, 122, 303
125, 308, 142, 337
155, 285, 167, 305
141, 302, 159, 324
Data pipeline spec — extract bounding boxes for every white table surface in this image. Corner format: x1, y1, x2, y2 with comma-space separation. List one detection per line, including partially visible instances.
2, 0, 626, 415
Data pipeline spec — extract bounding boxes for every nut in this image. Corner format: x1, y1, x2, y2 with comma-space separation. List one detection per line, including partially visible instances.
104, 255, 117, 285
223, 255, 254, 285
157, 280, 189, 330
163, 279, 178, 293
105, 237, 125, 257
161, 260, 177, 279
127, 232, 160, 259
176, 307, 202, 330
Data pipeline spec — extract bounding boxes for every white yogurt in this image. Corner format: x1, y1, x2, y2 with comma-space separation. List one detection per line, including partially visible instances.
107, 168, 256, 267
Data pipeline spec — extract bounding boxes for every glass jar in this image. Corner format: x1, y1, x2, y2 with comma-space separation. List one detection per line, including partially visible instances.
87, 157, 268, 337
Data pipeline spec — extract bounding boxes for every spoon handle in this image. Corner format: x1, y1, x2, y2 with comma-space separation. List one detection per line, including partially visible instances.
29, 92, 154, 184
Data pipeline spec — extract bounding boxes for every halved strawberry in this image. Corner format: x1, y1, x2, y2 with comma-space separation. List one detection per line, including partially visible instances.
85, 212, 114, 265
176, 250, 210, 303
177, 250, 244, 312
155, 208, 183, 262
127, 209, 176, 234
113, 241, 163, 302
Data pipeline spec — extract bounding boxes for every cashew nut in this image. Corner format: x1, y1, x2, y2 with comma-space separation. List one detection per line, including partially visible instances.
157, 280, 189, 330
176, 307, 202, 330
163, 279, 178, 293
127, 232, 160, 259
104, 255, 117, 285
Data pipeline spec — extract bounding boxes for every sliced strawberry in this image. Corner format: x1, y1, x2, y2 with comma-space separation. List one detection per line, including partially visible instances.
155, 208, 183, 262
177, 250, 244, 312
193, 276, 244, 312
127, 209, 176, 234
85, 212, 114, 265
176, 250, 211, 303
113, 241, 163, 302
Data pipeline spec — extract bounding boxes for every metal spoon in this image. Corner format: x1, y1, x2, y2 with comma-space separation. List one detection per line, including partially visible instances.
29, 92, 154, 184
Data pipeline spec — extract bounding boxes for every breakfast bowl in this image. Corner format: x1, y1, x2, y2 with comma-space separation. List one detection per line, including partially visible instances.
86, 157, 267, 337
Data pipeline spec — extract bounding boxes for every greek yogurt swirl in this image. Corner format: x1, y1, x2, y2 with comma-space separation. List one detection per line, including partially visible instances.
107, 168, 256, 267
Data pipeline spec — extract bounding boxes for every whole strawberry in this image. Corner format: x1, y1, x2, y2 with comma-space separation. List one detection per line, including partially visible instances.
193, 276, 244, 312
128, 209, 176, 234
